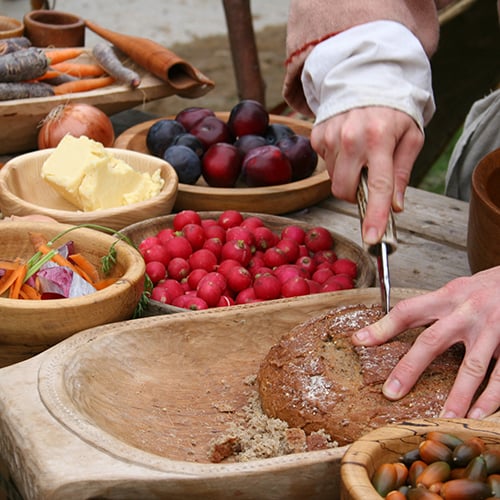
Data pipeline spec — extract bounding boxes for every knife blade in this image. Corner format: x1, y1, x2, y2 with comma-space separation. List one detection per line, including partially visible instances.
356, 168, 398, 313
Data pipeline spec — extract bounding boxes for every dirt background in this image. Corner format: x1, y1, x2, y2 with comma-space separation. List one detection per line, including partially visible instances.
142, 24, 288, 117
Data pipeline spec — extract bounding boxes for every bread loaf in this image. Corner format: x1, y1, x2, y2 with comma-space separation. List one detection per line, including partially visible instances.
257, 304, 465, 446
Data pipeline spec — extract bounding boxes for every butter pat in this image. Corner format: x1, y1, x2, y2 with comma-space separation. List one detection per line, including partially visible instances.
41, 135, 164, 211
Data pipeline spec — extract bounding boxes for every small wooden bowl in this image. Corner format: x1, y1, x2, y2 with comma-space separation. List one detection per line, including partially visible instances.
467, 147, 500, 273
114, 113, 332, 214
0, 148, 178, 231
0, 220, 146, 367
23, 10, 84, 47
0, 16, 24, 39
121, 211, 376, 314
341, 417, 500, 500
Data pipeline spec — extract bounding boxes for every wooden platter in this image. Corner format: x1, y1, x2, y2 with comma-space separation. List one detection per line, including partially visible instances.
114, 113, 332, 214
0, 49, 212, 155
9, 287, 421, 499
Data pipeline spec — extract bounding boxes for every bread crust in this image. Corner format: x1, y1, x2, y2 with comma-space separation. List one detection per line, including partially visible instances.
257, 304, 465, 446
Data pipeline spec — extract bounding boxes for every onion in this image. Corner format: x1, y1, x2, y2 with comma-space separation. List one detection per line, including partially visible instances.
37, 103, 115, 149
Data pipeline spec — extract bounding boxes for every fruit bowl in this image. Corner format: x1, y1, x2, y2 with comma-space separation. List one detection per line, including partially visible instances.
0, 148, 178, 231
340, 417, 500, 500
114, 113, 331, 214
120, 211, 376, 314
0, 219, 145, 367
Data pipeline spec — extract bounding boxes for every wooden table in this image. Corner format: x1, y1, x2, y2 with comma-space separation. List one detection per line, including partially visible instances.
291, 186, 471, 291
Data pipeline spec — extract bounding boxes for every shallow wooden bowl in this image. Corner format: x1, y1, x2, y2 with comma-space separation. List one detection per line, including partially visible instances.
114, 113, 332, 214
0, 148, 178, 231
341, 417, 500, 500
0, 220, 145, 367
0, 16, 24, 39
30, 288, 421, 499
121, 211, 376, 314
467, 147, 500, 273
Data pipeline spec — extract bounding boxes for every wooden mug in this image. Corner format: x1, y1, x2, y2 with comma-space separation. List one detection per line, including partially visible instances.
467, 147, 500, 273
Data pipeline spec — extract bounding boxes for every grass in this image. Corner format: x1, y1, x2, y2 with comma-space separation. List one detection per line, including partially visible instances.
417, 128, 463, 194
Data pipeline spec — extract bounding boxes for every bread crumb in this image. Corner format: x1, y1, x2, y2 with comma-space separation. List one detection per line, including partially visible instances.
208, 384, 338, 463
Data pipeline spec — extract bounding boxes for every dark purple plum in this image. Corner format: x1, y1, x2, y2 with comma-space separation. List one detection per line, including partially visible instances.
265, 123, 295, 145
277, 134, 318, 181
202, 143, 242, 187
241, 145, 292, 187
190, 115, 233, 149
234, 134, 267, 157
163, 145, 202, 185
146, 119, 186, 157
228, 99, 269, 137
172, 133, 205, 157
175, 107, 215, 131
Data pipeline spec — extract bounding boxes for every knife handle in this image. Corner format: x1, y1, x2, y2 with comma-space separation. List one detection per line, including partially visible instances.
356, 168, 398, 256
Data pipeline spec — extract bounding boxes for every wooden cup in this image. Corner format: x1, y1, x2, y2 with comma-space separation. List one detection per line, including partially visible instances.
23, 10, 85, 47
467, 147, 500, 273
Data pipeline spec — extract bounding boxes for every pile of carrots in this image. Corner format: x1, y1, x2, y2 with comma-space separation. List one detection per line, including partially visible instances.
0, 232, 117, 300
0, 37, 141, 101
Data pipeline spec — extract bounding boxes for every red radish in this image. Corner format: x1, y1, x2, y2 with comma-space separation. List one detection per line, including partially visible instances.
247, 255, 266, 276
276, 238, 300, 263
167, 257, 190, 281
281, 225, 306, 244
198, 271, 227, 291
253, 273, 281, 300
304, 227, 334, 252
145, 261, 166, 284
263, 247, 287, 268
274, 264, 307, 283
197, 280, 223, 307
331, 258, 358, 279
142, 244, 170, 266
235, 287, 259, 304
306, 279, 321, 294
253, 226, 277, 251
218, 210, 243, 229
225, 226, 255, 247
201, 218, 217, 228
151, 287, 172, 304
173, 210, 202, 230
164, 236, 192, 259
221, 239, 252, 266
176, 295, 208, 310
296, 255, 316, 275
156, 228, 176, 245
204, 224, 226, 242
187, 268, 208, 290
158, 278, 185, 299
182, 223, 206, 250
217, 295, 235, 307
188, 248, 217, 271
240, 216, 264, 231
281, 276, 310, 298
326, 274, 354, 290
139, 236, 159, 253
217, 258, 242, 277
226, 265, 252, 292
320, 279, 343, 293
312, 267, 334, 284
202, 237, 223, 260
313, 249, 337, 265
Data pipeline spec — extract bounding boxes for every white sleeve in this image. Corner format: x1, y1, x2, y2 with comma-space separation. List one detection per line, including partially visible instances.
301, 20, 435, 131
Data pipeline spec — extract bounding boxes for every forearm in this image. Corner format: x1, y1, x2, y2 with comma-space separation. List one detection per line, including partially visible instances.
284, 0, 442, 115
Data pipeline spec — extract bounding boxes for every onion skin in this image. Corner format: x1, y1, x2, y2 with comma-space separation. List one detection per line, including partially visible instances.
37, 103, 115, 149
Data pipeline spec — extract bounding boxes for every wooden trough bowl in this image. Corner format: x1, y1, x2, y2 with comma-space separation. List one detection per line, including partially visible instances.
0, 288, 424, 499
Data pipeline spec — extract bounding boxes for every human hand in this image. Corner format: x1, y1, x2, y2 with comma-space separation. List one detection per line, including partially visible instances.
310, 107, 423, 245
352, 266, 500, 419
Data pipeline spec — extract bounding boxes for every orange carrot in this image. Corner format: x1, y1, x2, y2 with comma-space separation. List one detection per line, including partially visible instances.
52, 75, 115, 95
8, 264, 27, 299
69, 253, 100, 283
44, 48, 85, 64
19, 283, 41, 300
0, 269, 15, 296
93, 277, 118, 290
34, 69, 64, 81
50, 62, 106, 78
0, 260, 21, 271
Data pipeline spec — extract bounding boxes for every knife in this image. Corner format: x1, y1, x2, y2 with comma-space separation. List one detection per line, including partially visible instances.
356, 168, 398, 313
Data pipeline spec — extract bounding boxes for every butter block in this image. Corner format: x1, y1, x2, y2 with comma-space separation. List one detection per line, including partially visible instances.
41, 135, 164, 211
